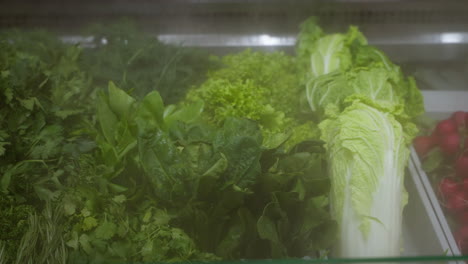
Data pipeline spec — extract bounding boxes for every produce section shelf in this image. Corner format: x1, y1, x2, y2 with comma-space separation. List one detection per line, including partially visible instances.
1, 1, 468, 263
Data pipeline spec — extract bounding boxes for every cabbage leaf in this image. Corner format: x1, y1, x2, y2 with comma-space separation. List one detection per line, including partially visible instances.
320, 99, 417, 257
298, 18, 424, 258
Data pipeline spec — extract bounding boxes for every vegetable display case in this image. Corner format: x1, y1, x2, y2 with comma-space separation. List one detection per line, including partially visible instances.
1, 0, 468, 263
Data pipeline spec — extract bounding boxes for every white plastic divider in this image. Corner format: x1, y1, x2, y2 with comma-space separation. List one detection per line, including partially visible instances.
405, 90, 468, 262
409, 148, 462, 263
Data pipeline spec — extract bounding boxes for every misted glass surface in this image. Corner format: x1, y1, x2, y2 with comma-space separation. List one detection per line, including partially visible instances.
0, 1, 467, 263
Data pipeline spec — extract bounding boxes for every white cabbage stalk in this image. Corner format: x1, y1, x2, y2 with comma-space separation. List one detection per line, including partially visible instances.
320, 100, 410, 257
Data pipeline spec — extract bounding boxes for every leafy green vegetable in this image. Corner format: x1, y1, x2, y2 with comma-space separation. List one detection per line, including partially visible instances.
1, 19, 337, 262
296, 17, 324, 68
253, 149, 336, 258
15, 202, 68, 264
205, 49, 302, 117
298, 19, 424, 119
297, 19, 423, 258
319, 99, 415, 257
80, 20, 219, 104
0, 194, 35, 264
0, 30, 95, 205
186, 49, 318, 150
0, 23, 220, 262
306, 66, 424, 119
302, 26, 366, 80
58, 84, 334, 261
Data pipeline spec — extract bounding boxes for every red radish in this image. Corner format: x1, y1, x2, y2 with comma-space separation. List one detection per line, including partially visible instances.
464, 137, 468, 150
452, 111, 466, 128
446, 191, 467, 213
456, 155, 468, 178
439, 133, 461, 156
439, 178, 460, 199
435, 119, 458, 136
413, 136, 437, 157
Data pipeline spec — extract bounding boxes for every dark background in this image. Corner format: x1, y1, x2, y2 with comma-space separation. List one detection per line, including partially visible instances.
1, 0, 468, 91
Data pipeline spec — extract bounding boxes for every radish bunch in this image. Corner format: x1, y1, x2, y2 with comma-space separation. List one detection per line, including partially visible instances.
414, 111, 468, 253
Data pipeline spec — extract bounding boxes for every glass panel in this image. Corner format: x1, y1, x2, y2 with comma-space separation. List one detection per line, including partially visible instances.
1, 1, 468, 263
181, 256, 468, 263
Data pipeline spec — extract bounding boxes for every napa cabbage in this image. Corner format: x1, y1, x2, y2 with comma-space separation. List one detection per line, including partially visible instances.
297, 18, 423, 257
319, 98, 417, 257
